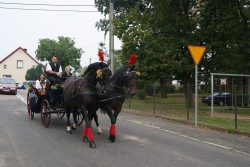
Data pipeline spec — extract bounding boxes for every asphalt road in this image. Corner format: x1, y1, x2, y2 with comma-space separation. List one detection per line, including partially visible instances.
0, 89, 250, 167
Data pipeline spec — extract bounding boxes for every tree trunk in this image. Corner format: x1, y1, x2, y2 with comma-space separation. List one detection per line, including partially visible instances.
160, 78, 167, 98
184, 81, 193, 108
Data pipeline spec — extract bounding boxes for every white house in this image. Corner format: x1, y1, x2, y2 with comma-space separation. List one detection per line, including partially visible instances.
0, 47, 39, 83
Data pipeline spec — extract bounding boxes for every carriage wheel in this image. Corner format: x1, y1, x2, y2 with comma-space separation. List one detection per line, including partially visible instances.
57, 97, 65, 119
57, 108, 65, 119
76, 111, 84, 126
40, 99, 51, 128
27, 92, 34, 119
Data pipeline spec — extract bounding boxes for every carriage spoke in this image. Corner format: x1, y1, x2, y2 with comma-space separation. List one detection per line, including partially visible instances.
40, 99, 51, 128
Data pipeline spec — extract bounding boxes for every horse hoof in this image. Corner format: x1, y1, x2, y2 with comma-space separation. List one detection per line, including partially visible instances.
97, 126, 103, 135
109, 135, 116, 143
82, 136, 89, 143
67, 126, 72, 133
98, 132, 103, 136
72, 123, 77, 130
89, 141, 96, 148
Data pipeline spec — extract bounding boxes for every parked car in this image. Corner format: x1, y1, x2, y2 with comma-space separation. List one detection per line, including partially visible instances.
22, 81, 35, 89
16, 83, 25, 89
202, 92, 231, 106
0, 77, 17, 95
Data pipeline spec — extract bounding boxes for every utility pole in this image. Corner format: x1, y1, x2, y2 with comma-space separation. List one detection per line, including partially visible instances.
109, 0, 114, 73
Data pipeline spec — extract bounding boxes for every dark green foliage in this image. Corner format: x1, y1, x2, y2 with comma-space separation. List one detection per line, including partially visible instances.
25, 68, 38, 81
36, 36, 83, 70
144, 84, 154, 96
25, 64, 45, 81
136, 89, 146, 100
35, 64, 44, 75
95, 0, 250, 100
167, 85, 176, 94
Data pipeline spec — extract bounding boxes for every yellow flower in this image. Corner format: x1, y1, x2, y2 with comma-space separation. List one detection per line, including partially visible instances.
27, 86, 31, 91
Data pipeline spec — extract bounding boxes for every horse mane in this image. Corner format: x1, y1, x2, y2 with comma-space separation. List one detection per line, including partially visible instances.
110, 66, 130, 80
82, 62, 107, 76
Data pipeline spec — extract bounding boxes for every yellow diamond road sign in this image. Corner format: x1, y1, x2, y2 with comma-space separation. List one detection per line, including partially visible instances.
188, 45, 206, 65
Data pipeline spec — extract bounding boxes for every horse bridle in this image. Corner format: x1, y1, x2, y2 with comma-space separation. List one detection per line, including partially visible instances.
73, 66, 111, 94
111, 69, 137, 94
96, 67, 111, 92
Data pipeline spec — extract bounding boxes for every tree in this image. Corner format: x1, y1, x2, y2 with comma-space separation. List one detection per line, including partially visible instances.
25, 68, 38, 81
35, 64, 44, 75
36, 36, 83, 70
25, 64, 45, 80
95, 0, 250, 102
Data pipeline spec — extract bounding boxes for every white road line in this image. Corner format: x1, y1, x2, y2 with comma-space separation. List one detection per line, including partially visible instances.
126, 119, 250, 156
14, 94, 250, 157
16, 93, 27, 104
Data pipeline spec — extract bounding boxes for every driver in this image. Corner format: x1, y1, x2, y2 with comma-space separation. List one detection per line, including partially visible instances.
46, 55, 62, 85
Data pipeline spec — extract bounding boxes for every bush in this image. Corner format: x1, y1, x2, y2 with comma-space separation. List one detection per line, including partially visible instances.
177, 85, 184, 93
167, 85, 176, 93
137, 90, 146, 100
25, 68, 38, 80
144, 83, 161, 96
144, 84, 154, 96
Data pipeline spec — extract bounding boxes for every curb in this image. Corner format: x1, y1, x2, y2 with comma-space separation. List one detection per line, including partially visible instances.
122, 109, 250, 138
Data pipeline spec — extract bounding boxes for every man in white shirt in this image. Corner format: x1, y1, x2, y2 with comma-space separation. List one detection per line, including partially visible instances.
46, 55, 62, 85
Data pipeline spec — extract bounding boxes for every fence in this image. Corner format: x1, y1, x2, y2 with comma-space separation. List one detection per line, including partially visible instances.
122, 80, 250, 134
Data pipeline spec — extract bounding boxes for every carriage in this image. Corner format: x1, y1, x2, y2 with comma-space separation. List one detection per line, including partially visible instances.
26, 81, 84, 128
25, 53, 138, 148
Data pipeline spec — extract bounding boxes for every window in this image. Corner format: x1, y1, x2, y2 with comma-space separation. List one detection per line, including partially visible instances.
17, 60, 23, 69
3, 75, 11, 78
4, 64, 7, 69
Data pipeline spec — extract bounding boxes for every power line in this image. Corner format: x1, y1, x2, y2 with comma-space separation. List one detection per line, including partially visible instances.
0, 2, 95, 7
0, 6, 98, 12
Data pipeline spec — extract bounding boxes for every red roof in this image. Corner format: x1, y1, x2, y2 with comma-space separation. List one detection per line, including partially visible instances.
0, 47, 39, 64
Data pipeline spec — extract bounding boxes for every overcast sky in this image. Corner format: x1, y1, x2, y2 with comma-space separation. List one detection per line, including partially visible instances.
0, 0, 121, 67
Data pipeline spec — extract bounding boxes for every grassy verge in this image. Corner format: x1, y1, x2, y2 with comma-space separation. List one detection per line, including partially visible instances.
123, 93, 250, 133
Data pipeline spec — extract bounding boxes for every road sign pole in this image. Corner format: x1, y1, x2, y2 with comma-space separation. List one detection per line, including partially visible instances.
195, 64, 198, 127
188, 45, 206, 127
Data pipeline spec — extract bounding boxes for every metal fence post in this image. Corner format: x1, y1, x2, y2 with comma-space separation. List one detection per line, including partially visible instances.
234, 85, 238, 129
128, 92, 131, 109
186, 83, 190, 121
153, 86, 156, 115
211, 74, 214, 118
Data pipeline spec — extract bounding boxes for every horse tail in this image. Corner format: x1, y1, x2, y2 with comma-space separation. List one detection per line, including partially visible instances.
99, 104, 109, 114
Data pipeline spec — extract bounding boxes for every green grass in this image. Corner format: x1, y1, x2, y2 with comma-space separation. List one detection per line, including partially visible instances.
123, 93, 250, 133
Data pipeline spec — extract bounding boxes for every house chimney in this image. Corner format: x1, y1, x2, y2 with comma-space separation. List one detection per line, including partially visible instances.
23, 48, 27, 52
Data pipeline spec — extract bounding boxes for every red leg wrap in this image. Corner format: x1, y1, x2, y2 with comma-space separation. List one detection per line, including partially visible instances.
87, 128, 94, 142
110, 124, 116, 136
83, 127, 88, 137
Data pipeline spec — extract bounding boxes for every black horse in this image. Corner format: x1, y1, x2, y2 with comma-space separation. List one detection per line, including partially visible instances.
98, 65, 138, 142
63, 62, 111, 148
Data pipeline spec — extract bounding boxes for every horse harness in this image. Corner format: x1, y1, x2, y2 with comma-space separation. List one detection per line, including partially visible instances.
69, 67, 111, 101
111, 69, 138, 94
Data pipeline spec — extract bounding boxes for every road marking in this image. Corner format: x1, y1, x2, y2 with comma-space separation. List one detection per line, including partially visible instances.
0, 153, 6, 167
15, 93, 250, 157
126, 119, 250, 156
122, 135, 147, 143
16, 93, 27, 104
